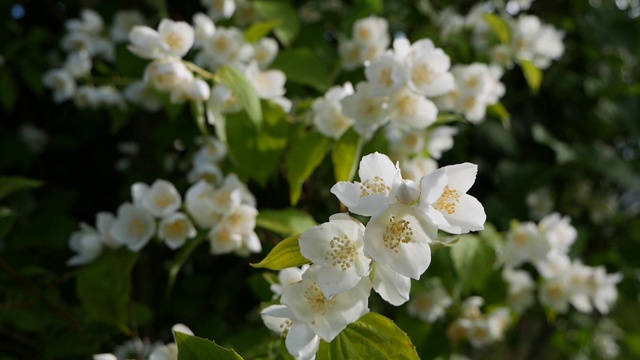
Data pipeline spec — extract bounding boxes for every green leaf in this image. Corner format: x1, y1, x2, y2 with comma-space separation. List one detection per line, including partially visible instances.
286, 131, 332, 205
190, 100, 210, 138
486, 102, 511, 129
519, 59, 543, 94
252, 1, 300, 46
256, 208, 317, 237
244, 19, 283, 43
270, 48, 335, 92
317, 312, 419, 360
167, 233, 206, 296
176, 332, 244, 360
332, 129, 363, 183
251, 234, 310, 270
218, 65, 262, 127
0, 176, 43, 201
449, 235, 496, 293
483, 13, 511, 44
76, 248, 138, 331
226, 101, 291, 186
0, 71, 17, 111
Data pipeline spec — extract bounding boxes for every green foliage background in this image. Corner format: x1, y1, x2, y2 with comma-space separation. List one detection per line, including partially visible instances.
1, 0, 639, 359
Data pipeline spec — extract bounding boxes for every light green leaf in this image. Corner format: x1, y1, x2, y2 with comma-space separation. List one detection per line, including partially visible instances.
190, 100, 210, 138
483, 13, 511, 44
286, 131, 332, 205
256, 209, 317, 237
176, 332, 244, 360
0, 176, 43, 201
217, 65, 262, 128
226, 101, 290, 186
519, 59, 543, 94
251, 234, 310, 270
76, 248, 138, 331
270, 48, 335, 92
487, 102, 511, 129
449, 235, 496, 293
244, 19, 282, 43
332, 129, 362, 183
252, 1, 300, 46
317, 312, 419, 360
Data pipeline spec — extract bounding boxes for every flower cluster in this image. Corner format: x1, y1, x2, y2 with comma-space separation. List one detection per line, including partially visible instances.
407, 278, 453, 323
447, 296, 511, 348
261, 152, 486, 359
500, 213, 622, 314
94, 323, 193, 360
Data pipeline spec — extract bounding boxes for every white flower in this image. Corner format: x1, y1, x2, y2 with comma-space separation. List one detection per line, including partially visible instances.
338, 39, 362, 70
502, 268, 535, 313
42, 69, 76, 103
253, 38, 279, 69
93, 354, 117, 360
587, 266, 622, 314
202, 0, 236, 21
185, 180, 221, 228
148, 344, 177, 360
299, 213, 371, 296
405, 39, 455, 97
19, 123, 48, 154
111, 10, 146, 42
111, 203, 156, 252
426, 126, 458, 160
407, 278, 452, 322
187, 161, 224, 184
158, 212, 197, 250
535, 249, 570, 279
364, 202, 437, 279
538, 277, 571, 313
220, 204, 257, 235
400, 157, 438, 183
63, 50, 92, 78
420, 163, 486, 234
312, 82, 355, 140
270, 265, 310, 298
352, 16, 389, 48
192, 13, 216, 47
66, 9, 104, 34
96, 212, 121, 248
365, 54, 406, 96
538, 212, 577, 253
170, 78, 211, 103
280, 267, 371, 342
261, 304, 319, 360
67, 223, 103, 266
95, 86, 126, 110
124, 81, 163, 111
144, 59, 194, 92
208, 223, 242, 254
134, 179, 182, 218
201, 27, 253, 69
502, 221, 549, 268
387, 87, 438, 131
331, 152, 401, 217
157, 19, 195, 58
244, 61, 286, 99
341, 82, 388, 138
370, 262, 411, 305
460, 318, 493, 348
128, 26, 166, 59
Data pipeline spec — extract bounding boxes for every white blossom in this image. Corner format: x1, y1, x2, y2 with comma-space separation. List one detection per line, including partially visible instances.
67, 223, 103, 266
110, 203, 156, 252
158, 212, 197, 249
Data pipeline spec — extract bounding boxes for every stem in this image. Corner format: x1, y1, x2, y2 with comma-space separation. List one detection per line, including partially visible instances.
183, 61, 219, 82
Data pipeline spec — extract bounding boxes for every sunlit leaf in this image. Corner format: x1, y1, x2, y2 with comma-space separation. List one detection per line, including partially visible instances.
332, 129, 362, 183
252, 0, 300, 46
176, 332, 244, 360
251, 234, 310, 270
483, 13, 511, 44
449, 235, 496, 293
218, 65, 262, 128
286, 131, 332, 205
519, 59, 543, 94
317, 312, 419, 360
487, 102, 511, 129
76, 248, 138, 332
244, 19, 282, 43
256, 208, 317, 237
271, 48, 335, 92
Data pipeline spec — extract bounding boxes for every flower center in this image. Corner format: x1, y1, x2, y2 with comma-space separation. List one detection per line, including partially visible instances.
394, 93, 417, 118
360, 176, 390, 197
325, 235, 357, 271
383, 215, 413, 253
165, 33, 183, 52
304, 282, 335, 314
166, 219, 187, 237
412, 63, 434, 87
128, 217, 146, 237
154, 192, 174, 209
435, 186, 460, 215
379, 67, 394, 88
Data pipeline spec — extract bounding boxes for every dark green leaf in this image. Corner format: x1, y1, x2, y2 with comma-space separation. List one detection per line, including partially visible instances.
167, 233, 206, 295
176, 332, 244, 360
332, 129, 362, 183
256, 208, 317, 237
271, 48, 335, 92
251, 234, 310, 270
0, 176, 43, 201
218, 65, 263, 128
253, 1, 300, 46
286, 131, 332, 205
317, 312, 419, 360
0, 71, 17, 111
76, 248, 138, 331
191, 100, 210, 138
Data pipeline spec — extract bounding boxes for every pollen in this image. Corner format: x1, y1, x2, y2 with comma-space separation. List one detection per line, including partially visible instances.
411, 63, 435, 87
128, 217, 147, 237
165, 33, 183, 52
213, 37, 230, 53
379, 67, 394, 88
360, 176, 390, 197
435, 186, 460, 215
382, 215, 413, 253
166, 219, 187, 237
304, 282, 335, 314
356, 27, 372, 42
325, 235, 357, 271
154, 192, 174, 209
394, 93, 417, 118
